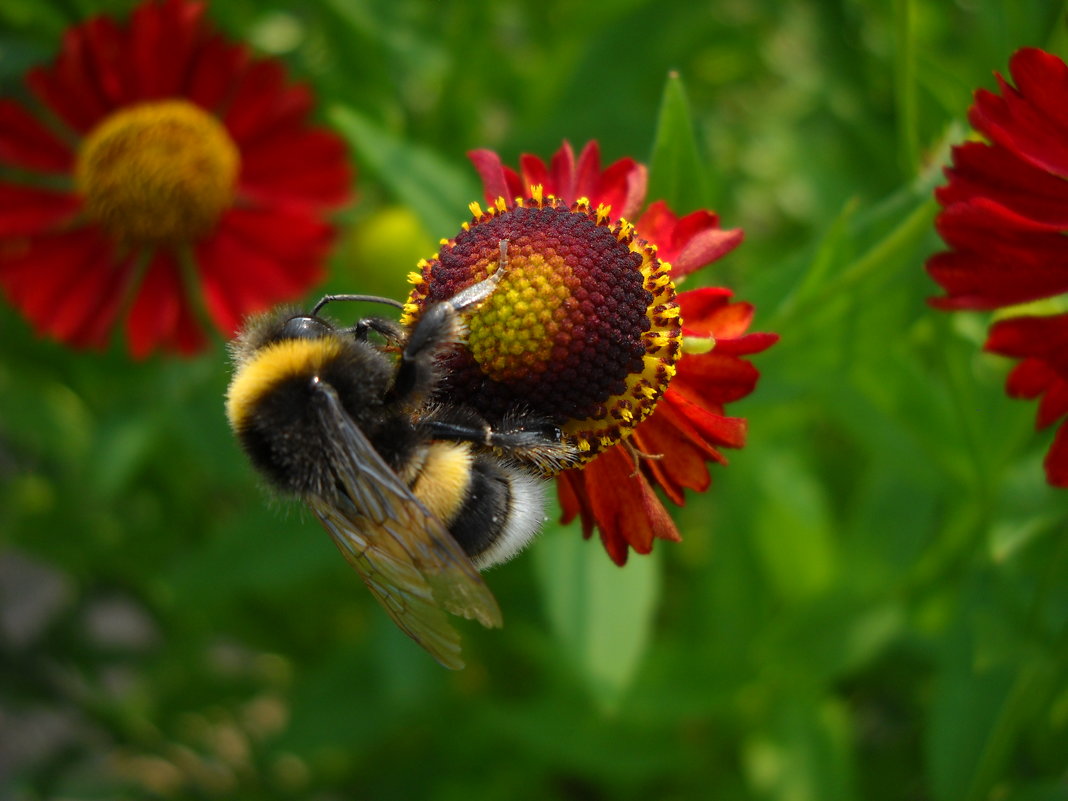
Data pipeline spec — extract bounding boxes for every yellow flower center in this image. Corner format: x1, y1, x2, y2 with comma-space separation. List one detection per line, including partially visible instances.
467, 253, 574, 381
75, 100, 240, 245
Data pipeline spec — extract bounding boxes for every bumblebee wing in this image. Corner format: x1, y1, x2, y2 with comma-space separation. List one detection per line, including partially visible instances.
310, 496, 467, 669
309, 383, 502, 668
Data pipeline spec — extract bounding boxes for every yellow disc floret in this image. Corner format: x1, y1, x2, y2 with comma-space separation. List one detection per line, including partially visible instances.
76, 99, 240, 245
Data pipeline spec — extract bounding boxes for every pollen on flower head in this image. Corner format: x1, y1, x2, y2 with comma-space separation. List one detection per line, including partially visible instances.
405, 192, 683, 471
75, 99, 240, 245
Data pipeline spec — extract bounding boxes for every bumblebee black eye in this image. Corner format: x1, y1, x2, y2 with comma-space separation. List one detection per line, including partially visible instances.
281, 315, 334, 340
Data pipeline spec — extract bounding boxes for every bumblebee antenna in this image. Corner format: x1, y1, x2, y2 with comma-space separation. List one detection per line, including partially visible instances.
311, 294, 406, 317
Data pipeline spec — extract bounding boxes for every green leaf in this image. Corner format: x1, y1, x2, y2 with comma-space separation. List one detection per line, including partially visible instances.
532, 524, 660, 712
328, 105, 480, 240
647, 71, 712, 214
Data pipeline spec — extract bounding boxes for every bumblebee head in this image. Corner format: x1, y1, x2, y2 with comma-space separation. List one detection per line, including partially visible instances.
278, 313, 335, 342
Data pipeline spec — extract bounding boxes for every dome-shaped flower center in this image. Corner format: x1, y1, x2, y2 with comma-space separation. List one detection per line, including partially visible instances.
404, 191, 682, 470
75, 100, 240, 245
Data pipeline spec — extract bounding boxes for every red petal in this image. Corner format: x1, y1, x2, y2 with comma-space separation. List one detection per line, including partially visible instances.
0, 101, 74, 172
985, 313, 1068, 373
26, 28, 112, 134
656, 390, 748, 450
673, 351, 761, 406
971, 49, 1068, 178
187, 36, 249, 112
469, 149, 515, 206
1005, 358, 1056, 399
677, 286, 733, 328
126, 250, 205, 358
519, 152, 553, 197
937, 141, 1068, 227
80, 16, 134, 108
630, 413, 715, 505
636, 201, 742, 278
1037, 377, 1068, 429
927, 199, 1068, 309
556, 469, 594, 538
239, 128, 351, 208
195, 208, 329, 334
1, 228, 94, 314
598, 157, 647, 221
0, 185, 81, 237
544, 141, 576, 199
46, 242, 134, 347
581, 444, 682, 566
575, 140, 647, 220
1044, 421, 1068, 486
129, 0, 206, 100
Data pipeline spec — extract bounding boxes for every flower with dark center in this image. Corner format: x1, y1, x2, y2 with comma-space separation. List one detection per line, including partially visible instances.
0, 0, 351, 357
927, 48, 1068, 487
407, 141, 777, 564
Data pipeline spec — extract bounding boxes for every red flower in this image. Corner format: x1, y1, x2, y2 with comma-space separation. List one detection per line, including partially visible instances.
0, 0, 351, 357
926, 48, 1068, 487
470, 141, 777, 564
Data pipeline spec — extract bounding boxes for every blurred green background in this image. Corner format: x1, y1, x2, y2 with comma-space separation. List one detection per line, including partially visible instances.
2, 0, 1067, 799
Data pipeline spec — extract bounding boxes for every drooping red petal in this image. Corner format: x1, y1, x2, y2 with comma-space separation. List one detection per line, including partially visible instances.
937, 141, 1068, 227
636, 201, 743, 279
0, 101, 75, 172
630, 412, 717, 505
971, 48, 1068, 179
0, 185, 81, 237
556, 469, 594, 539
570, 444, 682, 565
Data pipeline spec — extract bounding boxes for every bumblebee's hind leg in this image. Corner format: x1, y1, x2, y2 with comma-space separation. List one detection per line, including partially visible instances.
422, 407, 579, 475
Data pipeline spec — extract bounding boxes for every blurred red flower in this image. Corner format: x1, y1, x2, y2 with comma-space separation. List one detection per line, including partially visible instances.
470, 141, 777, 564
0, 0, 351, 357
927, 47, 1068, 486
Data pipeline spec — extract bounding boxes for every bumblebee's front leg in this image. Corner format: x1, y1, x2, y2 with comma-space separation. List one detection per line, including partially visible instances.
393, 240, 510, 402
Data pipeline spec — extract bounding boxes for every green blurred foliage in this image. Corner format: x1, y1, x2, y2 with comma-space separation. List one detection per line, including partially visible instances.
1, 0, 1067, 799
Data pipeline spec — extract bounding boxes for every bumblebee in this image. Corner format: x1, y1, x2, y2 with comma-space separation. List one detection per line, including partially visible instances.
225, 244, 575, 668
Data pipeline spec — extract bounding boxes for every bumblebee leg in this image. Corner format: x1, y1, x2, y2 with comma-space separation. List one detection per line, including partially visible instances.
423, 409, 578, 474
394, 240, 511, 401
348, 317, 405, 344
